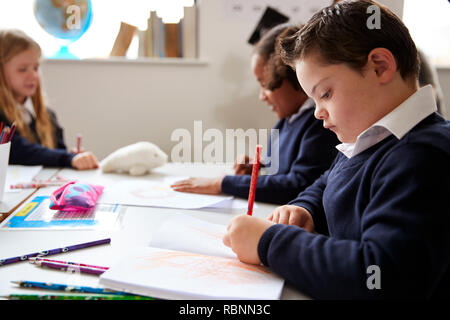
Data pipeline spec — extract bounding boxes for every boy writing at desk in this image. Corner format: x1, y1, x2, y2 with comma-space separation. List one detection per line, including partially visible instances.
223, 0, 450, 299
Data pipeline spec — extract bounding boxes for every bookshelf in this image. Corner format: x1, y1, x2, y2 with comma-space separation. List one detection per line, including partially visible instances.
110, 6, 198, 61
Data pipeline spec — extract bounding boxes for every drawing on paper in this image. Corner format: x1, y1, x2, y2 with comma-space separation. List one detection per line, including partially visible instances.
134, 251, 271, 285
130, 185, 174, 200
188, 225, 224, 240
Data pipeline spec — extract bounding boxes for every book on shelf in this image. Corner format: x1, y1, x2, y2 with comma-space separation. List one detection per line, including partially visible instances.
165, 23, 181, 58
99, 214, 284, 300
110, 21, 137, 57
150, 11, 162, 58
141, 6, 197, 60
182, 5, 197, 59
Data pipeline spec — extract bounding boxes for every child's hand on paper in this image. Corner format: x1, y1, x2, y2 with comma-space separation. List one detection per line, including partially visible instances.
71, 151, 99, 170
267, 205, 315, 232
223, 215, 274, 265
170, 177, 223, 194
233, 155, 252, 175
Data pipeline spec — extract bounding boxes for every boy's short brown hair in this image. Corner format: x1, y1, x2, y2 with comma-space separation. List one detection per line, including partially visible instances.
279, 0, 419, 81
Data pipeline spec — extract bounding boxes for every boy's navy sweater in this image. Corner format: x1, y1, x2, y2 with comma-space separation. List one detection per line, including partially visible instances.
258, 113, 450, 299
0, 109, 75, 167
221, 108, 339, 204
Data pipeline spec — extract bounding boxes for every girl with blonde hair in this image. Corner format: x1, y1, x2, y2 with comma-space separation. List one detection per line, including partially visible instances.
0, 29, 97, 169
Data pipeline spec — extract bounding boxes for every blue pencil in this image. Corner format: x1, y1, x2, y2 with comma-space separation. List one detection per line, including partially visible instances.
11, 280, 141, 296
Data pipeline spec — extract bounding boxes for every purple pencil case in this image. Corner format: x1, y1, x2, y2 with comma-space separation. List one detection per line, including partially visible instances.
49, 181, 104, 212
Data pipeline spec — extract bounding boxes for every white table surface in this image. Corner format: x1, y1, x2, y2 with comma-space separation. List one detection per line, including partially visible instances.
0, 163, 310, 300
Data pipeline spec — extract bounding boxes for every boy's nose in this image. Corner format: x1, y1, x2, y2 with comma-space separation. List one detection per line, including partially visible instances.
314, 104, 328, 120
259, 88, 268, 102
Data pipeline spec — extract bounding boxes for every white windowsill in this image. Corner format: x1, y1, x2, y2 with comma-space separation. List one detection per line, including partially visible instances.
43, 57, 208, 66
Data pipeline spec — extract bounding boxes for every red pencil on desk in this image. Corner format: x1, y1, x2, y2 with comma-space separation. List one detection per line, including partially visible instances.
247, 145, 262, 216
30, 259, 108, 275
29, 257, 109, 270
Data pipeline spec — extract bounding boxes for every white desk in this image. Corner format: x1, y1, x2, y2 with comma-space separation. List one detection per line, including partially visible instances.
0, 163, 309, 300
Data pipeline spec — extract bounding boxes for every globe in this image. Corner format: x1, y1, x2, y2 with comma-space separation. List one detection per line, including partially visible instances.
34, 0, 93, 59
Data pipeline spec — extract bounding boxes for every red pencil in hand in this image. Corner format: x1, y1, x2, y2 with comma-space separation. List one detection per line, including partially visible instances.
76, 133, 82, 153
247, 145, 262, 216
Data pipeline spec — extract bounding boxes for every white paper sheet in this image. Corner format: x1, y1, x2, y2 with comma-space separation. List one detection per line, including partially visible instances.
98, 177, 233, 209
149, 214, 236, 259
5, 165, 43, 193
99, 247, 284, 300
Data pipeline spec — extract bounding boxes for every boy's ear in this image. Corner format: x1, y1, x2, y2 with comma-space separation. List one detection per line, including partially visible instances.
367, 48, 397, 84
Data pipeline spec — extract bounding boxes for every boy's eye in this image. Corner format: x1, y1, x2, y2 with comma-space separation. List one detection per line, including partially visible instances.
321, 90, 331, 99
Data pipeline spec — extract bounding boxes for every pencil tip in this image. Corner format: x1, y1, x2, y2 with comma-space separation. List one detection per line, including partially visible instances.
10, 280, 19, 285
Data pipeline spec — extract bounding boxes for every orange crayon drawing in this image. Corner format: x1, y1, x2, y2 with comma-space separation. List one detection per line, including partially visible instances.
189, 225, 224, 240
134, 251, 271, 285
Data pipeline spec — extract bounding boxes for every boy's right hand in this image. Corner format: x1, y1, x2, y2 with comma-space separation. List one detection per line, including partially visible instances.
71, 152, 99, 170
267, 205, 315, 232
233, 155, 252, 175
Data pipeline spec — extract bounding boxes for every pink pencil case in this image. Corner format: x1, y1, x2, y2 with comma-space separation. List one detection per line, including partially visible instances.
49, 181, 104, 212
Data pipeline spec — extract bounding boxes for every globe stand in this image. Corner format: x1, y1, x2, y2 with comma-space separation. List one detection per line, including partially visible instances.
51, 45, 79, 60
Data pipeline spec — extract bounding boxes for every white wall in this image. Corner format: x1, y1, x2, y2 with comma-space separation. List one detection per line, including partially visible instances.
436, 67, 450, 119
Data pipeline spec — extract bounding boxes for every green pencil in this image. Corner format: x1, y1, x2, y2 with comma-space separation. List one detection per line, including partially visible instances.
3, 294, 154, 300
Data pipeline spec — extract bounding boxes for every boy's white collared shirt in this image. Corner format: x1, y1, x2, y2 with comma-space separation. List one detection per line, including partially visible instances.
336, 85, 438, 158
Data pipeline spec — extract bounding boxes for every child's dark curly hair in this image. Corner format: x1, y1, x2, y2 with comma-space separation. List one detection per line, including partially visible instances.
253, 23, 304, 93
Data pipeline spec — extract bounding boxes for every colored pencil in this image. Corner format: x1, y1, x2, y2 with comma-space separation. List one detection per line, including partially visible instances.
3, 294, 153, 300
77, 133, 82, 153
0, 130, 5, 144
32, 259, 107, 275
7, 122, 16, 142
9, 182, 63, 189
0, 238, 111, 267
29, 257, 109, 270
11, 280, 140, 297
247, 145, 262, 216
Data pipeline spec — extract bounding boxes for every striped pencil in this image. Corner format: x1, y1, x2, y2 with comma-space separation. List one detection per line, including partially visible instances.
0, 238, 111, 267
11, 280, 140, 297
28, 257, 109, 270
9, 182, 63, 189
32, 259, 107, 275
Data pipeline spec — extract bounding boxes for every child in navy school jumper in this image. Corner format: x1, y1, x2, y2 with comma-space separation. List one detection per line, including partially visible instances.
0, 29, 98, 169
171, 24, 339, 204
223, 0, 450, 299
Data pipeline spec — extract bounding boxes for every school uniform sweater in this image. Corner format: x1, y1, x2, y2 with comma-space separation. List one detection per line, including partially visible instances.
221, 103, 339, 204
0, 107, 75, 167
257, 86, 450, 299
